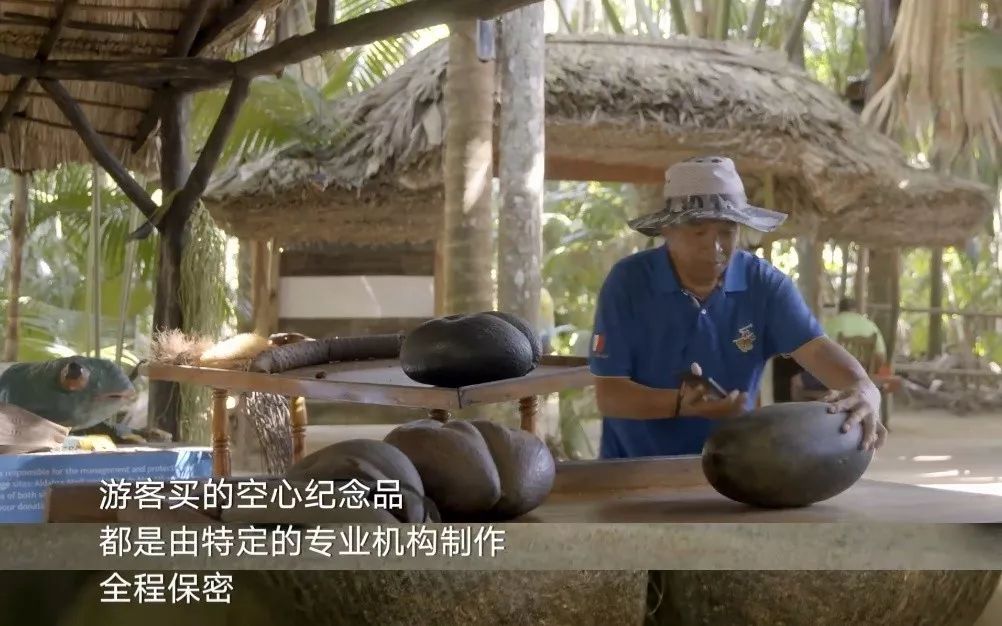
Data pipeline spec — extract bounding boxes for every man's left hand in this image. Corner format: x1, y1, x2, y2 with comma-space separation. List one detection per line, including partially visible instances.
822, 381, 887, 451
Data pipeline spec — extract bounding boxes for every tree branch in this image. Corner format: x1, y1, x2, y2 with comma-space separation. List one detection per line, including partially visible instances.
782, 0, 815, 61
0, 0, 78, 134
130, 0, 212, 152
37, 78, 160, 224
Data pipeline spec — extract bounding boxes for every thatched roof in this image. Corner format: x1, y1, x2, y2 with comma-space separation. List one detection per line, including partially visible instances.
0, 0, 282, 173
205, 34, 996, 248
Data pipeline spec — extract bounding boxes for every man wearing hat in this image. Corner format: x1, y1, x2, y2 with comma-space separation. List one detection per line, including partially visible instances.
589, 156, 886, 459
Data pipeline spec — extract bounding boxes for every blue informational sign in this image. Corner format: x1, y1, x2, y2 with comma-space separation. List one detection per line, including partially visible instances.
0, 447, 213, 523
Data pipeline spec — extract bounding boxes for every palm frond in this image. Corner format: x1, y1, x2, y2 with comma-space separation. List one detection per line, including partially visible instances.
863, 0, 1002, 165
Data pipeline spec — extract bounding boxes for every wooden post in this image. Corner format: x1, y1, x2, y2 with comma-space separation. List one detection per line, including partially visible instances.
88, 163, 101, 357
211, 387, 230, 477
838, 241, 850, 301
268, 240, 281, 335
867, 247, 900, 427
433, 238, 445, 316
796, 237, 824, 317
428, 409, 450, 422
854, 245, 869, 313
290, 396, 308, 464
148, 90, 189, 440
518, 395, 538, 433
251, 240, 271, 336
3, 173, 28, 362
928, 247, 944, 357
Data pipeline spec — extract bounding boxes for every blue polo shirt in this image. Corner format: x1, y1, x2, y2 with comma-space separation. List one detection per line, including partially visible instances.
589, 245, 824, 459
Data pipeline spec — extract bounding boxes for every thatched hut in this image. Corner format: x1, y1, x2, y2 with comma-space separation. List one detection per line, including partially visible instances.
204, 34, 994, 336
206, 34, 995, 248
0, 0, 283, 173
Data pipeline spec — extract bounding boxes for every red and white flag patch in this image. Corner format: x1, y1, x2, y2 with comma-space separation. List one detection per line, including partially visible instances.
592, 333, 605, 354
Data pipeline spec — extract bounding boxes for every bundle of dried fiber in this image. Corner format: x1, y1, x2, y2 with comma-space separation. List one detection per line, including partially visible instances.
149, 330, 272, 371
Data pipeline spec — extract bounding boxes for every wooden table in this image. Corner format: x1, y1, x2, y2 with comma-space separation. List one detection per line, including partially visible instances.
142, 355, 593, 477
523, 456, 1002, 523
45, 454, 1002, 524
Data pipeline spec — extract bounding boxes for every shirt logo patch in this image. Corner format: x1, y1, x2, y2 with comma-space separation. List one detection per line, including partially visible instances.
592, 333, 605, 355
733, 324, 756, 353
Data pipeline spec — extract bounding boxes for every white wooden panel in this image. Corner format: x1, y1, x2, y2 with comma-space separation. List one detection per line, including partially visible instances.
278, 275, 434, 319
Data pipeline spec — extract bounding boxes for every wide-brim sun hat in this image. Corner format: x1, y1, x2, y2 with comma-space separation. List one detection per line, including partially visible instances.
628, 156, 788, 237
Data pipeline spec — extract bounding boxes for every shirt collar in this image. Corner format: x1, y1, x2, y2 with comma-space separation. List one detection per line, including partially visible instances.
656, 245, 749, 294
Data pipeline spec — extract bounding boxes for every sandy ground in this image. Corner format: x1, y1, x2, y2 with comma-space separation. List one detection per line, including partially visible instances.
301, 406, 1002, 624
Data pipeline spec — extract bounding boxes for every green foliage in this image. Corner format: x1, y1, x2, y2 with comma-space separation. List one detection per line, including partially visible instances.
0, 163, 157, 362
542, 181, 650, 351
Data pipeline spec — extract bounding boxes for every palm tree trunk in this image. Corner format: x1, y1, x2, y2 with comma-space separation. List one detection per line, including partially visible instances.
441, 21, 496, 314
3, 172, 28, 362
498, 5, 545, 331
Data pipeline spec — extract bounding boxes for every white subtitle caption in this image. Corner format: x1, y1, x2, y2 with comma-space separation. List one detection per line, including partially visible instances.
99, 524, 506, 558
98, 572, 233, 604
98, 478, 404, 511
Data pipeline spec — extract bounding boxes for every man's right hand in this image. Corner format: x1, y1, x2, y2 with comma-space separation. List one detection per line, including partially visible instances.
677, 381, 748, 419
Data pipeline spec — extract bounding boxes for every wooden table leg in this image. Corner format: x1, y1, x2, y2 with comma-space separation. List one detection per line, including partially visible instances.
519, 396, 538, 433
211, 388, 231, 477
428, 409, 450, 423
290, 396, 308, 464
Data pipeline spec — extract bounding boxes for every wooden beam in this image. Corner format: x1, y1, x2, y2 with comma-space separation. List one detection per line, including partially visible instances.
130, 0, 213, 152
6, 0, 183, 13
0, 0, 79, 134
37, 79, 160, 224
0, 0, 541, 91
543, 155, 665, 183
234, 0, 539, 81
0, 12, 175, 36
189, 0, 267, 56
0, 53, 233, 87
0, 89, 147, 112
166, 76, 250, 223
129, 76, 249, 240
14, 113, 140, 141
316, 0, 335, 29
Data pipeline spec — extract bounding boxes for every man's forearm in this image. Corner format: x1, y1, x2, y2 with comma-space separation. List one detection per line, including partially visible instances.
593, 376, 679, 419
793, 337, 879, 395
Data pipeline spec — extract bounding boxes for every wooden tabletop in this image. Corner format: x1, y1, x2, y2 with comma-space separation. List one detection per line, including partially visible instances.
519, 456, 1002, 523
142, 355, 593, 410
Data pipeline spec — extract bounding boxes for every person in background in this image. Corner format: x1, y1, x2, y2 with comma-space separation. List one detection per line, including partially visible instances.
793, 297, 887, 398
588, 156, 887, 459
